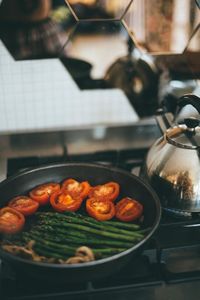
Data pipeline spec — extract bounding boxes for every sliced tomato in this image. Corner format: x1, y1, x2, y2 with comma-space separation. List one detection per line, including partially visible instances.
88, 182, 120, 202
8, 196, 39, 216
86, 197, 115, 221
29, 182, 60, 206
115, 197, 143, 222
61, 178, 91, 200
0, 207, 25, 235
50, 190, 83, 213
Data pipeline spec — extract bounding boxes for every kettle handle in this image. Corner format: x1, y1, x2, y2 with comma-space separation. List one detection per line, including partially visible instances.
175, 94, 200, 116
156, 94, 200, 134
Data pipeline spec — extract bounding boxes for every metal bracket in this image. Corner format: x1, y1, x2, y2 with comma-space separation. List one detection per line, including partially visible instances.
0, 157, 7, 182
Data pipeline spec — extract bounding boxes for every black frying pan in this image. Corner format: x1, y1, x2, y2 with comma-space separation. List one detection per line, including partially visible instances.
0, 163, 161, 283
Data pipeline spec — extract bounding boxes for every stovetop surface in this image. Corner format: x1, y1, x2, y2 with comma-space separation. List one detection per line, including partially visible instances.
0, 132, 200, 300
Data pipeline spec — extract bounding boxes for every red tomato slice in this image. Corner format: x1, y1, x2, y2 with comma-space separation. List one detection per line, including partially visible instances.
86, 198, 115, 221
0, 207, 25, 235
88, 182, 120, 202
8, 196, 39, 216
29, 182, 60, 206
115, 198, 143, 222
61, 179, 91, 200
50, 190, 83, 213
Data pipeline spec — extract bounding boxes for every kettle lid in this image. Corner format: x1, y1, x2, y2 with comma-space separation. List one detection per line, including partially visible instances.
165, 117, 200, 149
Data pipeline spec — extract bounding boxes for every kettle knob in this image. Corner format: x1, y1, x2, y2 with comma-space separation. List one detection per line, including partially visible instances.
184, 117, 200, 129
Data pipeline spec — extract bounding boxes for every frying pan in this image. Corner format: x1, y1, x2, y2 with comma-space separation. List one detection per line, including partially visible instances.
0, 163, 161, 283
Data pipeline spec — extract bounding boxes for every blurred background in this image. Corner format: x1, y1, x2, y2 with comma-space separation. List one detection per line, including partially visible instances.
0, 0, 199, 121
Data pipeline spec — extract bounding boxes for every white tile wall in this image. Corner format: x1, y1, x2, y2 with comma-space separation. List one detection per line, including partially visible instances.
0, 41, 138, 134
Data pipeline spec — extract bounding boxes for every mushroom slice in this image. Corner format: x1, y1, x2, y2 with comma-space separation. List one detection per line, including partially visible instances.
75, 246, 95, 261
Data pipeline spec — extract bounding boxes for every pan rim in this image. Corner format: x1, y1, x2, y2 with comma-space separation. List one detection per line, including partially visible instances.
0, 162, 161, 269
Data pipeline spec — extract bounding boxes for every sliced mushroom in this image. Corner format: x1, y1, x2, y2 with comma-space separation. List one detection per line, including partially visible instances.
2, 241, 51, 262
65, 256, 87, 264
75, 246, 95, 261
2, 244, 34, 259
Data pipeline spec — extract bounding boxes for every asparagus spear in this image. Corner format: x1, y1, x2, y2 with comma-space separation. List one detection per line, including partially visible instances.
23, 233, 127, 257
36, 213, 143, 239
36, 218, 142, 242
29, 228, 135, 248
38, 212, 141, 238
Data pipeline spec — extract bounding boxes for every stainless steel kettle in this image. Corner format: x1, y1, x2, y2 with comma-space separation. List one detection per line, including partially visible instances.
142, 94, 200, 213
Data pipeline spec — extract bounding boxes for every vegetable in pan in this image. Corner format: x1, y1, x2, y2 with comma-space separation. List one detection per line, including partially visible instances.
2, 211, 144, 262
61, 179, 91, 200
0, 178, 146, 264
86, 197, 115, 221
8, 196, 39, 216
50, 190, 83, 212
88, 182, 120, 202
115, 198, 143, 222
0, 207, 25, 234
29, 182, 60, 206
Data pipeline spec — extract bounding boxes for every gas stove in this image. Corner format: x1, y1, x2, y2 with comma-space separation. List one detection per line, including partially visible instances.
0, 126, 200, 300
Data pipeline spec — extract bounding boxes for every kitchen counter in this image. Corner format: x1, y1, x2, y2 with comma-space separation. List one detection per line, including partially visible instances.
0, 117, 160, 157
0, 117, 160, 181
